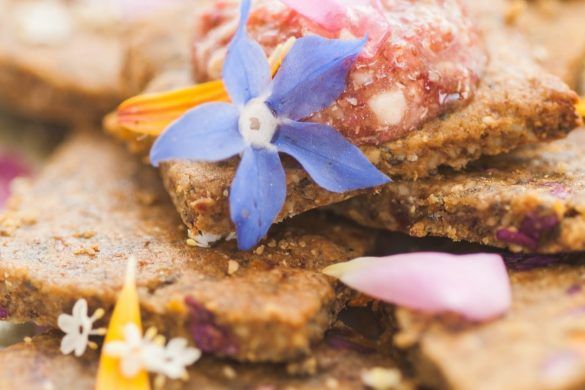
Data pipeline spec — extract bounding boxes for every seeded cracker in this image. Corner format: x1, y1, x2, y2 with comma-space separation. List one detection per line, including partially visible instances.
107, 0, 580, 240
0, 130, 376, 362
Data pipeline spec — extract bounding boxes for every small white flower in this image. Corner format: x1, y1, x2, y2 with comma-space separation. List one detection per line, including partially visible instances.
188, 232, 223, 248
58, 298, 106, 357
105, 324, 201, 380
151, 338, 202, 380
104, 324, 158, 378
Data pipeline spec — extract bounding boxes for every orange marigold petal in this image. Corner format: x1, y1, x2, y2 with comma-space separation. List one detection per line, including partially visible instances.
115, 38, 296, 137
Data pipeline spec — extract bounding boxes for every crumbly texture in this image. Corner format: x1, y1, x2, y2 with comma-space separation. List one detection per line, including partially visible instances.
393, 255, 585, 390
333, 0, 585, 253
0, 315, 414, 390
336, 128, 585, 254
0, 0, 125, 125
108, 0, 579, 239
0, 131, 377, 363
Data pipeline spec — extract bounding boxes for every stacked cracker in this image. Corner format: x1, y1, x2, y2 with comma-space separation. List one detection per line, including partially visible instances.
1, 0, 585, 389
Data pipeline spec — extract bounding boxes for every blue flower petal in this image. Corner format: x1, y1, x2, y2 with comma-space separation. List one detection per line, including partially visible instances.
230, 147, 286, 251
274, 121, 390, 192
222, 0, 271, 106
266, 36, 366, 121
150, 102, 245, 167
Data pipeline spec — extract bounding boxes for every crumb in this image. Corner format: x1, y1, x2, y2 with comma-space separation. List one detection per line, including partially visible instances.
361, 367, 402, 390
73, 230, 96, 239
222, 365, 237, 379
505, 0, 527, 25
326, 377, 340, 389
254, 245, 265, 255
227, 260, 239, 275
73, 244, 100, 256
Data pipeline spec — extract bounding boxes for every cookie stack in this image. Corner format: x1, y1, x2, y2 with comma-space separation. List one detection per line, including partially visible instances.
0, 0, 584, 389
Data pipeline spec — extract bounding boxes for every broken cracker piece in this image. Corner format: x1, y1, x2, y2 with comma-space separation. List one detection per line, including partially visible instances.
0, 130, 376, 363
107, 0, 580, 240
336, 128, 585, 254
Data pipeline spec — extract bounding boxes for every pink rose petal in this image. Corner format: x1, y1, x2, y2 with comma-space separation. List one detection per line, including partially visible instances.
280, 0, 347, 31
324, 253, 511, 321
281, 0, 390, 57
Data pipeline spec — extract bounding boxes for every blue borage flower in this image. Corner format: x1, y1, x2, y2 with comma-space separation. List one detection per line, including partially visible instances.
151, 0, 390, 250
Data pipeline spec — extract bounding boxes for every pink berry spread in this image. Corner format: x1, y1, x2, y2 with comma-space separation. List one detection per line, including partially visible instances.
192, 0, 487, 145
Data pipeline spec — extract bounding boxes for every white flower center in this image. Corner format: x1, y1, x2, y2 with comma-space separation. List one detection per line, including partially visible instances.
239, 99, 278, 148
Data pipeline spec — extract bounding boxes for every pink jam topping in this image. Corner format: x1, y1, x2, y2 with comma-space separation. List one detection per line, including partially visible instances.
193, 0, 487, 145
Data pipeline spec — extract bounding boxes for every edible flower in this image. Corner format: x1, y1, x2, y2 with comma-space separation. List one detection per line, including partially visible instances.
153, 337, 202, 380
58, 298, 106, 357
150, 0, 390, 250
96, 257, 201, 389
577, 98, 585, 118
281, 0, 390, 57
324, 253, 511, 321
104, 324, 162, 379
104, 325, 201, 381
116, 37, 296, 137
96, 256, 150, 390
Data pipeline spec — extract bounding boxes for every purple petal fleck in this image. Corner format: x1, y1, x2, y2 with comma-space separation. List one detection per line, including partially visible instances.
496, 229, 538, 251
541, 182, 570, 200
503, 254, 562, 271
185, 297, 239, 355
496, 211, 559, 250
325, 331, 374, 354
566, 284, 582, 296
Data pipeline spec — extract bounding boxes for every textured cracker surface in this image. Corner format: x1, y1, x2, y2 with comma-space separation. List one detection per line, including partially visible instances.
395, 257, 585, 390
0, 131, 375, 363
108, 0, 579, 239
0, 326, 412, 390
337, 129, 585, 253
0, 0, 124, 124
337, 0, 585, 254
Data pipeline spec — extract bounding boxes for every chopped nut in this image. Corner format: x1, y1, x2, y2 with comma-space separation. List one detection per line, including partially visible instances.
361, 367, 402, 390
73, 230, 96, 239
254, 245, 265, 255
222, 365, 237, 379
228, 260, 240, 275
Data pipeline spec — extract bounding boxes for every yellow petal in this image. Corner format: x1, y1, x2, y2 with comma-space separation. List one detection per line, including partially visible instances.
96, 256, 150, 390
269, 37, 297, 77
577, 98, 585, 118
114, 38, 297, 138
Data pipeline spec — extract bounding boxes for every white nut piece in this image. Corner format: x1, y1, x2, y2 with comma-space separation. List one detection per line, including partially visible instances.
368, 89, 407, 126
